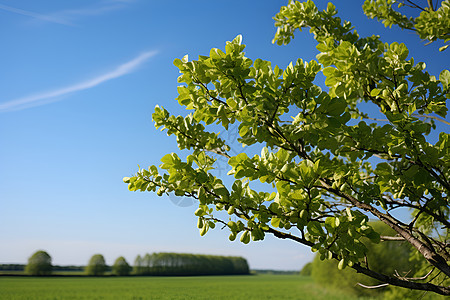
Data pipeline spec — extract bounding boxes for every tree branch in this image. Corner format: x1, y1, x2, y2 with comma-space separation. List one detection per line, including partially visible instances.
351, 263, 450, 295
266, 227, 314, 247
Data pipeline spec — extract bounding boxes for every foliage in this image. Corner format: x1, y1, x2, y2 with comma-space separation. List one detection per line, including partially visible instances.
85, 254, 107, 276
362, 0, 450, 51
112, 256, 131, 276
125, 0, 450, 295
25, 250, 52, 276
133, 252, 249, 276
0, 275, 368, 300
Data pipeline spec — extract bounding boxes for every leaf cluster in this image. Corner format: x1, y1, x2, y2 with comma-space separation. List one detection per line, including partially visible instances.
362, 0, 450, 51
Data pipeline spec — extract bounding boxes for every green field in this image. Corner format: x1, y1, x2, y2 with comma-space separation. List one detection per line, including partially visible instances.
0, 275, 373, 299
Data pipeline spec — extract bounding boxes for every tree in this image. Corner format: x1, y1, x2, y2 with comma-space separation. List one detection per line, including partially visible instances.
133, 254, 143, 275
25, 250, 52, 276
125, 0, 449, 295
112, 256, 131, 276
142, 253, 152, 275
85, 254, 107, 276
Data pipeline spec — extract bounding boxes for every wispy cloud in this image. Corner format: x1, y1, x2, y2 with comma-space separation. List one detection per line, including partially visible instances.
0, 50, 157, 112
48, 2, 130, 24
0, 0, 135, 26
0, 4, 74, 26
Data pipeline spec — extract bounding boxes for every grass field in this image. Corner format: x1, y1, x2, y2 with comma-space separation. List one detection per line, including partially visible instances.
0, 275, 374, 299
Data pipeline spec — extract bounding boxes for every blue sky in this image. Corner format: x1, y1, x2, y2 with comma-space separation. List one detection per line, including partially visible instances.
0, 0, 448, 270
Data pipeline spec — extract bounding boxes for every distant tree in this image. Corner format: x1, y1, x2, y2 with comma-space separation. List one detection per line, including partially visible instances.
25, 250, 52, 276
112, 256, 131, 276
133, 254, 143, 275
142, 253, 152, 274
85, 254, 107, 276
300, 262, 312, 276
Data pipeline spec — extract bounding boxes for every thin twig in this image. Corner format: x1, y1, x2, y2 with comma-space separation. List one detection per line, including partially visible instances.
394, 268, 435, 281
363, 116, 389, 122
380, 235, 405, 241
357, 282, 389, 289
405, 0, 427, 11
412, 114, 450, 126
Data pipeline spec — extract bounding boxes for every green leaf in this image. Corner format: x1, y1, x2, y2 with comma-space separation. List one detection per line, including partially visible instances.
239, 124, 249, 137
240, 231, 250, 244
210, 48, 225, 59
173, 58, 183, 68
227, 98, 238, 109
370, 88, 381, 97
160, 153, 174, 164
197, 218, 203, 229
322, 67, 335, 77
194, 208, 204, 217
271, 217, 281, 228
276, 181, 290, 195
200, 224, 208, 236
307, 221, 324, 236
198, 186, 205, 200
316, 43, 328, 52
213, 183, 229, 199
160, 153, 175, 169
338, 258, 346, 270
325, 217, 337, 229
440, 69, 450, 90
439, 45, 449, 52
233, 35, 243, 45
276, 148, 289, 163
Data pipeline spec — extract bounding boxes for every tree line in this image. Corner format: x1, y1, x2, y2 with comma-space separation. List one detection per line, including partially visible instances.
133, 252, 249, 276
12, 250, 249, 276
